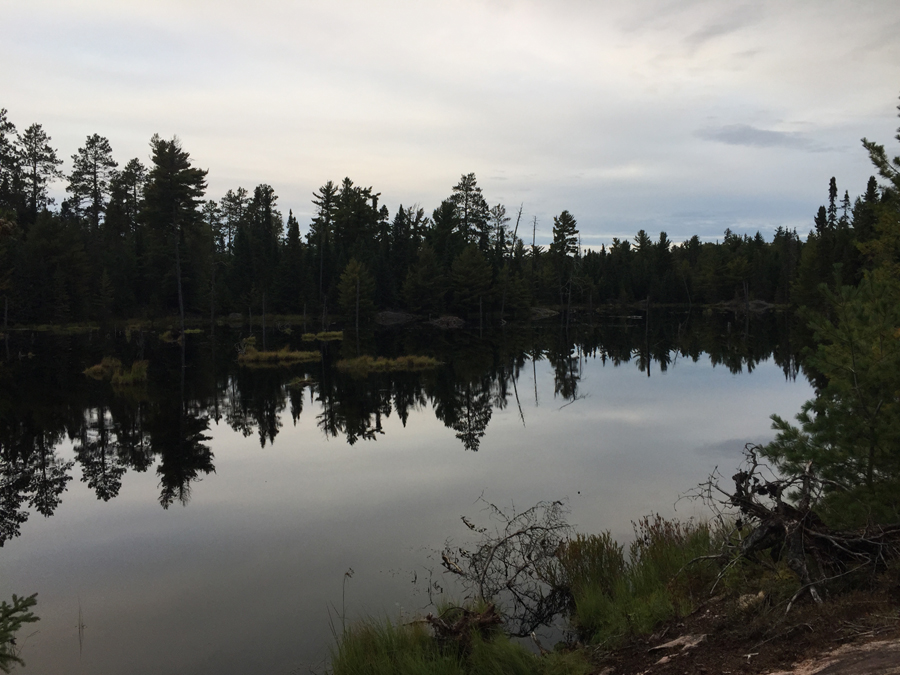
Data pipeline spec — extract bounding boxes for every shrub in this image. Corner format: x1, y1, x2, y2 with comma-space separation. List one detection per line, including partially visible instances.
559, 516, 719, 646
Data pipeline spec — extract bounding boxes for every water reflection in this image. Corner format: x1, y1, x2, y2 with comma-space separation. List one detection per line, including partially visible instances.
0, 310, 803, 544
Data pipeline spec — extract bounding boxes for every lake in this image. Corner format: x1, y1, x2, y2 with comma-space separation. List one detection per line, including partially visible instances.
1, 311, 813, 674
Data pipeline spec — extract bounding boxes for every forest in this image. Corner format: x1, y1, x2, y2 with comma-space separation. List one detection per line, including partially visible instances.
0, 106, 887, 328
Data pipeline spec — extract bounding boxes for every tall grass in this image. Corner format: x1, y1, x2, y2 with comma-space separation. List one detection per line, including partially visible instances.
111, 360, 149, 385
302, 331, 344, 342
236, 346, 321, 365
557, 516, 719, 646
330, 616, 590, 675
84, 358, 149, 385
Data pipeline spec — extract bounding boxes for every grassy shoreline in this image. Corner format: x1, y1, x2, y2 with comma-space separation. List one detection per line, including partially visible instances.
329, 511, 900, 674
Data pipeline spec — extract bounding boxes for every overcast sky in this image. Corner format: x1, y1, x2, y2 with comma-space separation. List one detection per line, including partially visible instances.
3, 0, 899, 245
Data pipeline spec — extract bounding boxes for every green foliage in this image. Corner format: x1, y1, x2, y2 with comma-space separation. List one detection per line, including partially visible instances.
84, 356, 123, 380
451, 245, 491, 314
337, 258, 376, 327
558, 517, 718, 646
403, 244, 446, 314
762, 97, 900, 527
302, 331, 344, 342
237, 346, 321, 366
329, 615, 590, 675
764, 271, 900, 524
111, 360, 149, 385
0, 593, 39, 673
84, 357, 149, 385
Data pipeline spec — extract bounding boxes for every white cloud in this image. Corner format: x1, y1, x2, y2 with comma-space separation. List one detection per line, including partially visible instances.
2, 0, 899, 240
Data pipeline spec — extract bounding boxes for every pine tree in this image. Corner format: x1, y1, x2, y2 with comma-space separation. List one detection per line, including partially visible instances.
67, 134, 117, 231
337, 258, 375, 330
451, 244, 492, 316
549, 210, 579, 312
16, 123, 63, 224
142, 135, 208, 333
450, 173, 489, 250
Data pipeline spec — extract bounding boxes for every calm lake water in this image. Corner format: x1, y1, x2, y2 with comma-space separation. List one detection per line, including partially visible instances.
2, 312, 813, 674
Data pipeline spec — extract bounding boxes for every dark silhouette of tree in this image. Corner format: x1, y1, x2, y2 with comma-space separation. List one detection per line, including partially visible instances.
67, 134, 117, 232
142, 135, 208, 333
16, 123, 63, 225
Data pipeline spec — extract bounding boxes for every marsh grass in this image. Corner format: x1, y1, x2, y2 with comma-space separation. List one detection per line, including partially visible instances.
337, 355, 441, 377
557, 516, 719, 647
237, 346, 321, 366
302, 331, 344, 342
329, 615, 590, 675
287, 376, 316, 388
111, 360, 149, 385
83, 357, 123, 380
84, 358, 149, 385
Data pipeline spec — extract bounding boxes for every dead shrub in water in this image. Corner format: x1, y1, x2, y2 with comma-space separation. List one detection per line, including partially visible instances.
439, 499, 572, 637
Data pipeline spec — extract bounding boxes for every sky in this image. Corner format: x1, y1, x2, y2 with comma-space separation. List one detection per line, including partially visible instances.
2, 0, 900, 246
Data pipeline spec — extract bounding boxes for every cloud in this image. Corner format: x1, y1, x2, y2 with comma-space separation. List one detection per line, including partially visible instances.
695, 124, 830, 152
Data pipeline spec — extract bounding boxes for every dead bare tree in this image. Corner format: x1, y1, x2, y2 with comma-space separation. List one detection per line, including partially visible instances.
439, 497, 572, 636
695, 445, 900, 612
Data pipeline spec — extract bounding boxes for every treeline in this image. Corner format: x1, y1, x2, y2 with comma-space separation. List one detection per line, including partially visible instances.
0, 108, 886, 325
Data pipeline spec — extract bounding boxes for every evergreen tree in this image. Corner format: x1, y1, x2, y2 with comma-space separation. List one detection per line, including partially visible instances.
220, 186, 249, 253
16, 123, 63, 224
451, 244, 492, 317
549, 210, 579, 311
337, 258, 375, 330
403, 243, 445, 314
0, 109, 23, 217
142, 135, 208, 330
277, 209, 306, 313
450, 173, 489, 250
308, 180, 338, 310
67, 134, 117, 231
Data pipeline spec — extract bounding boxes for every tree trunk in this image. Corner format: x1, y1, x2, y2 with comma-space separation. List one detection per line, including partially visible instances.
175, 236, 185, 342
210, 253, 216, 334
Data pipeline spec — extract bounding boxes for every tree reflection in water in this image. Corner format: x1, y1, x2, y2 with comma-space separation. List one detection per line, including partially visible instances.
0, 309, 804, 536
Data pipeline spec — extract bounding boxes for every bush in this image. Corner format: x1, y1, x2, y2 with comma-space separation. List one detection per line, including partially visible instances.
559, 516, 719, 646
0, 594, 38, 673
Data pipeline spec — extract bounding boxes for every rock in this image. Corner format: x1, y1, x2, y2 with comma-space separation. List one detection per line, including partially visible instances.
737, 590, 766, 610
768, 638, 900, 674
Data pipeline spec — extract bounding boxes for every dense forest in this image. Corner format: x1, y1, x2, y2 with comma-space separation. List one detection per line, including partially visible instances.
0, 107, 887, 328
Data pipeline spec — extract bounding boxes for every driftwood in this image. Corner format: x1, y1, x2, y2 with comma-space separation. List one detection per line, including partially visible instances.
700, 445, 900, 611
423, 603, 504, 652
